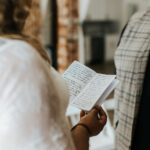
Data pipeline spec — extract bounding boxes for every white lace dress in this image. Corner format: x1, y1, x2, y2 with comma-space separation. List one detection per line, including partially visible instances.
0, 38, 75, 150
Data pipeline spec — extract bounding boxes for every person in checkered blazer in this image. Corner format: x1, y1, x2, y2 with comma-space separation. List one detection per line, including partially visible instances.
114, 8, 150, 150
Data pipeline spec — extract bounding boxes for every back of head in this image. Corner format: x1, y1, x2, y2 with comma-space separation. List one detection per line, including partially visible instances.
0, 0, 50, 64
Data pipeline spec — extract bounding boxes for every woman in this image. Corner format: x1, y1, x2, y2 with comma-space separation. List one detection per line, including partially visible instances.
0, 0, 107, 150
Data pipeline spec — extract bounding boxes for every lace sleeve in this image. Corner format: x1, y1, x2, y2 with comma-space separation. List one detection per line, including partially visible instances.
0, 41, 76, 150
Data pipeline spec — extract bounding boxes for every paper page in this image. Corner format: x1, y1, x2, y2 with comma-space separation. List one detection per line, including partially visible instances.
71, 74, 116, 111
63, 61, 96, 102
96, 79, 119, 106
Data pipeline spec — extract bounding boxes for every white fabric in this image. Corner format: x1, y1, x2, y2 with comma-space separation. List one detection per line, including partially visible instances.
40, 0, 52, 45
0, 38, 75, 150
78, 0, 90, 64
79, 0, 90, 22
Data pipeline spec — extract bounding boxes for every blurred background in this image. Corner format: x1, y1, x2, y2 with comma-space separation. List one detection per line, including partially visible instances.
40, 0, 150, 149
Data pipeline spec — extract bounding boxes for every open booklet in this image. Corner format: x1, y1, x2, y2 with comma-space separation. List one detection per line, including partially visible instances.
63, 61, 119, 111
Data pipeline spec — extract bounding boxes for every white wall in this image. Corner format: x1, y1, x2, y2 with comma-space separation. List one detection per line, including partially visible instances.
121, 0, 150, 28
78, 0, 123, 64
80, 0, 149, 28
85, 0, 122, 21
78, 0, 150, 63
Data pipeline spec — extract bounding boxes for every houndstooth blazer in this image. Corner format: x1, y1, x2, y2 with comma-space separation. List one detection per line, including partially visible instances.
114, 8, 150, 150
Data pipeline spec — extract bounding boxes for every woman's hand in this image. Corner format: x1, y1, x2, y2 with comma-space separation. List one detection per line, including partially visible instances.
71, 106, 107, 150
79, 105, 107, 137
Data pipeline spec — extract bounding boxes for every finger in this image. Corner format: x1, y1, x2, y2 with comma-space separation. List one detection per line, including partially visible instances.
80, 110, 85, 118
90, 107, 99, 116
94, 106, 107, 124
94, 105, 101, 112
95, 106, 106, 116
99, 114, 107, 125
98, 107, 107, 125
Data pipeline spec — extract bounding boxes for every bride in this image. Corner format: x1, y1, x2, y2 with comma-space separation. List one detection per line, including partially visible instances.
0, 0, 107, 149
